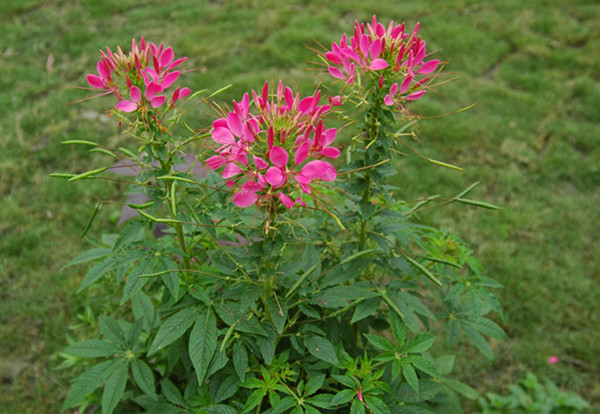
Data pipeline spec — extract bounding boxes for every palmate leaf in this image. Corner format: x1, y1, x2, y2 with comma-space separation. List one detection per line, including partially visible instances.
64, 339, 120, 358
131, 358, 157, 400
62, 247, 112, 268
189, 307, 217, 384
233, 340, 248, 381
463, 325, 495, 360
148, 307, 198, 356
62, 359, 119, 410
363, 395, 390, 414
101, 359, 129, 414
402, 362, 419, 393
99, 316, 128, 347
351, 297, 381, 323
404, 334, 436, 354
77, 257, 119, 292
304, 336, 339, 365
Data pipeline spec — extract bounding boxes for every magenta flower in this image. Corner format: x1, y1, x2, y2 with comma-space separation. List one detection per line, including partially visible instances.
324, 16, 440, 106
207, 81, 340, 210
85, 37, 189, 114
548, 356, 559, 364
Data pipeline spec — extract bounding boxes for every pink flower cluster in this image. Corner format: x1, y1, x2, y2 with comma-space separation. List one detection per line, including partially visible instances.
86, 37, 191, 113
325, 16, 440, 106
207, 81, 340, 209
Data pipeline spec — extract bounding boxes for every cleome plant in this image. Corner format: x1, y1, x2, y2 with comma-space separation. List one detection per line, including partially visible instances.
55, 16, 507, 414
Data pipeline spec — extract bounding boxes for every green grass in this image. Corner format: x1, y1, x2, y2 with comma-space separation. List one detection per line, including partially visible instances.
1, 0, 598, 411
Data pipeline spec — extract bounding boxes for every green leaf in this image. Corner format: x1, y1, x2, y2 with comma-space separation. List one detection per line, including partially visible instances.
304, 336, 339, 365
131, 358, 157, 400
121, 257, 152, 304
473, 318, 507, 340
351, 297, 380, 323
62, 359, 118, 410
435, 355, 455, 376
233, 340, 248, 382
389, 311, 406, 346
307, 393, 333, 408
99, 316, 127, 347
364, 334, 394, 352
463, 325, 495, 360
214, 374, 240, 404
77, 257, 118, 292
131, 291, 155, 330
404, 334, 436, 354
148, 307, 198, 356
242, 388, 267, 413
350, 398, 366, 414
272, 397, 297, 414
285, 245, 321, 299
114, 219, 144, 249
267, 296, 287, 334
257, 322, 277, 365
403, 363, 419, 393
63, 247, 112, 268
330, 389, 355, 406
161, 378, 186, 406
305, 374, 325, 396
101, 359, 129, 414
444, 378, 479, 400
396, 292, 436, 321
363, 396, 390, 414
189, 307, 217, 384
406, 356, 440, 378
64, 339, 120, 358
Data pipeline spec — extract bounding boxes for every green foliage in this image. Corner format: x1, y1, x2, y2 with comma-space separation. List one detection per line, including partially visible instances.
477, 373, 591, 414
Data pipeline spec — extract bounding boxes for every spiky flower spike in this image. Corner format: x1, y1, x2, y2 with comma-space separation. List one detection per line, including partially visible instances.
324, 16, 440, 110
86, 37, 191, 113
207, 81, 340, 213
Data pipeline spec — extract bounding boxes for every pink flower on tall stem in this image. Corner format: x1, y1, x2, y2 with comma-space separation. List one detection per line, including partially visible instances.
324, 16, 440, 106
207, 81, 340, 210
85, 37, 189, 113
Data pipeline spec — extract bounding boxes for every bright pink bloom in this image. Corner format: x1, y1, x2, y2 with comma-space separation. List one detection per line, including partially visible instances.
85, 37, 189, 114
324, 16, 440, 106
207, 81, 340, 210
548, 356, 559, 364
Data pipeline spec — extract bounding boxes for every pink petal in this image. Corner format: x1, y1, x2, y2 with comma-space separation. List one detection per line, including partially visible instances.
406, 90, 427, 101
390, 83, 399, 96
161, 71, 179, 89
159, 47, 174, 69
400, 76, 413, 94
325, 51, 343, 65
222, 163, 241, 179
212, 127, 236, 145
150, 95, 165, 108
167, 57, 187, 71
323, 128, 338, 146
116, 100, 138, 112
265, 167, 285, 188
87, 74, 105, 89
370, 38, 382, 60
417, 59, 440, 74
233, 189, 258, 208
300, 160, 336, 181
227, 112, 243, 137
130, 86, 142, 103
369, 58, 389, 70
328, 66, 346, 80
294, 141, 310, 166
206, 155, 226, 170
278, 193, 295, 209
298, 96, 315, 114
321, 147, 341, 158
145, 81, 163, 100
253, 156, 269, 170
97, 60, 110, 79
384, 94, 394, 106
269, 146, 289, 167
328, 95, 342, 106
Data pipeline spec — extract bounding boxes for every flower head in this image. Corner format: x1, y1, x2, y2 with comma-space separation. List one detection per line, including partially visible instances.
86, 37, 188, 113
207, 81, 340, 211
324, 16, 440, 108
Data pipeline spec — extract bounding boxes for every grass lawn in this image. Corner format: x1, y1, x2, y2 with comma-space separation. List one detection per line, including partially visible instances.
1, 0, 598, 412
